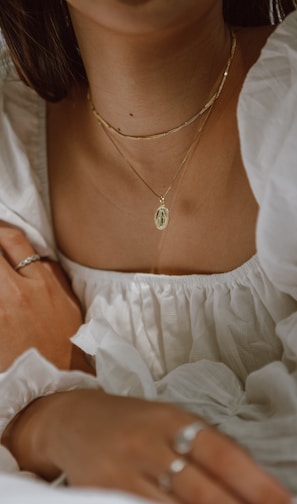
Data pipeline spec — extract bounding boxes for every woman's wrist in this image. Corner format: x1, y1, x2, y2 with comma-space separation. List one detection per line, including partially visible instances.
0, 350, 100, 480
2, 393, 62, 480
41, 389, 107, 478
3, 389, 108, 481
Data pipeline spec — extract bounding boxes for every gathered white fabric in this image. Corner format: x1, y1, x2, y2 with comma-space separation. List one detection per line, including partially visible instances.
1, 10, 297, 501
0, 350, 99, 443
0, 472, 152, 504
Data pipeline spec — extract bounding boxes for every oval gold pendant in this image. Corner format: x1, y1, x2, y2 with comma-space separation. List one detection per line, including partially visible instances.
154, 205, 169, 230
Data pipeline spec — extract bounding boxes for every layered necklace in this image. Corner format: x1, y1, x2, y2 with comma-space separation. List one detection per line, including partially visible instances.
88, 31, 237, 230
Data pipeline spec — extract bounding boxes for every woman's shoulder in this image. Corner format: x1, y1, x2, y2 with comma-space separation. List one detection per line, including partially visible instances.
237, 11, 297, 297
0, 44, 45, 151
0, 44, 56, 258
238, 11, 297, 203
0, 42, 50, 226
236, 11, 297, 84
0, 40, 42, 105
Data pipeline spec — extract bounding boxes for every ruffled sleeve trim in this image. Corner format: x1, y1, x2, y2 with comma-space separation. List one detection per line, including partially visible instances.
0, 349, 99, 441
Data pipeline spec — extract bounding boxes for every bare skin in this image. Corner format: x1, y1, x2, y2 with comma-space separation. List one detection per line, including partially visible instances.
47, 3, 271, 275
1, 1, 291, 503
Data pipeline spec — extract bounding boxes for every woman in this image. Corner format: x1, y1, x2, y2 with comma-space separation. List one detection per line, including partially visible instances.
0, 1, 296, 503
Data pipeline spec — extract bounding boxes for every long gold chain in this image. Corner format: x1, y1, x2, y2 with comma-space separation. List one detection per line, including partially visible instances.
101, 106, 213, 230
88, 30, 236, 141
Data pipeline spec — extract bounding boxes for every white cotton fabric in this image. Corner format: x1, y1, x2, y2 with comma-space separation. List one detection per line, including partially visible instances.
0, 10, 297, 501
0, 472, 152, 504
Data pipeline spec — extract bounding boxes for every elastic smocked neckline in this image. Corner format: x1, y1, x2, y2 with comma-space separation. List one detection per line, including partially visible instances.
59, 252, 260, 289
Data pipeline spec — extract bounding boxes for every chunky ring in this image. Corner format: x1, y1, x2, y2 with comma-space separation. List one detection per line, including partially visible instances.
158, 457, 187, 493
15, 254, 41, 271
173, 421, 206, 455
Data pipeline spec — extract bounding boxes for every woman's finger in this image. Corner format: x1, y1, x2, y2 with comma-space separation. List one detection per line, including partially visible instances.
116, 474, 178, 504
163, 459, 243, 504
187, 427, 291, 504
0, 225, 44, 278
142, 443, 242, 504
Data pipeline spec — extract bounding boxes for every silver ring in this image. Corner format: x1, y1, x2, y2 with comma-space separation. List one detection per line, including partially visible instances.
158, 457, 187, 493
15, 254, 41, 271
173, 421, 205, 455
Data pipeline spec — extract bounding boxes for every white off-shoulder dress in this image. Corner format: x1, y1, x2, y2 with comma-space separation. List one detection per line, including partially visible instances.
0, 11, 297, 503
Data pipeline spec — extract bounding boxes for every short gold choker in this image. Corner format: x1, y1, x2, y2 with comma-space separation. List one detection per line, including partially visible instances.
87, 30, 237, 141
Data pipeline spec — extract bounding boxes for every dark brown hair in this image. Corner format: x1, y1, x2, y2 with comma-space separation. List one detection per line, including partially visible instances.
0, 0, 296, 102
223, 0, 296, 26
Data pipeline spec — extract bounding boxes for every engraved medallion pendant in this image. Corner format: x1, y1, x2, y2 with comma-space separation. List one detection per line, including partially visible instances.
154, 198, 169, 230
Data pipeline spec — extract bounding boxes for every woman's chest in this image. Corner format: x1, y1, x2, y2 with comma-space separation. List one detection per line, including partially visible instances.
47, 95, 258, 275
48, 147, 258, 275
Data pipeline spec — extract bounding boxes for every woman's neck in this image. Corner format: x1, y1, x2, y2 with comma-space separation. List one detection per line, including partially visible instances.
69, 5, 230, 138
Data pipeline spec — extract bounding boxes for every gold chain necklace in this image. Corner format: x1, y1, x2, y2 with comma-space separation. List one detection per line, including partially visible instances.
88, 31, 237, 230
102, 105, 213, 230
88, 30, 236, 141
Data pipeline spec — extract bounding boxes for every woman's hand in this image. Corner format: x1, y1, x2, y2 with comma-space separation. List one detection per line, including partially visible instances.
4, 389, 291, 504
0, 222, 89, 372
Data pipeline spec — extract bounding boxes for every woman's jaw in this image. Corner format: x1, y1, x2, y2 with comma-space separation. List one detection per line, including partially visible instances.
65, 0, 222, 36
